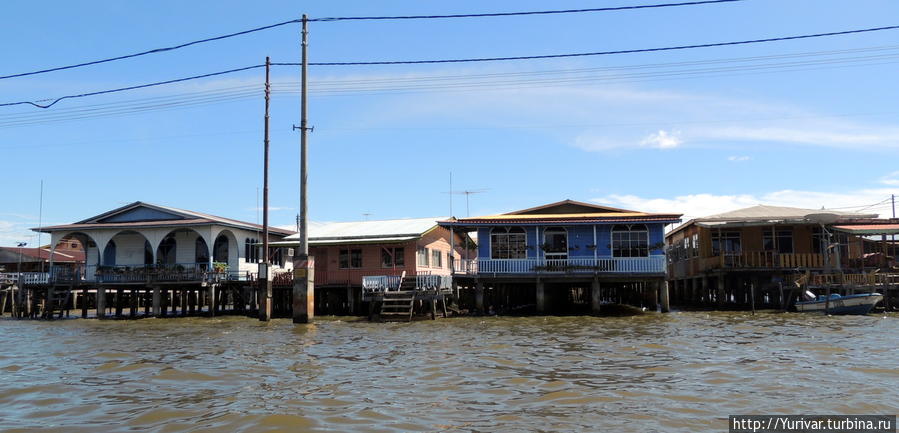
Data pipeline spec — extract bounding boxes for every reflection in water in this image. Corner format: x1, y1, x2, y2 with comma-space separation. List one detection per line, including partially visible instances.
0, 313, 897, 432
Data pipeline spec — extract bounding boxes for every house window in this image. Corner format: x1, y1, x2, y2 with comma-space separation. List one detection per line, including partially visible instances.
543, 227, 568, 259
339, 249, 362, 269
712, 231, 742, 255
245, 238, 260, 263
763, 229, 793, 254
611, 224, 649, 257
446, 252, 453, 270
431, 250, 443, 268
417, 247, 429, 266
490, 227, 527, 259
382, 247, 405, 267
691, 234, 699, 258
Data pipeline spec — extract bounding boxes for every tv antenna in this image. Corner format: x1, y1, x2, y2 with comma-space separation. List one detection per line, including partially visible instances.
443, 188, 489, 217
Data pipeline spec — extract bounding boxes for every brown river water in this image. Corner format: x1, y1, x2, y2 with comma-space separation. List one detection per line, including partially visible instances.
1, 312, 897, 433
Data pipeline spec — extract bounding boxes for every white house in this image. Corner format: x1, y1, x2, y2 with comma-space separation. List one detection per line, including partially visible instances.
35, 201, 294, 282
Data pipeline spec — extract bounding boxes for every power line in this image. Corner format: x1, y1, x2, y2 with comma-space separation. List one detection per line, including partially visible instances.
0, 65, 264, 109
6, 24, 899, 110
299, 24, 899, 66
0, 20, 298, 81
308, 0, 741, 22
0, 2, 739, 81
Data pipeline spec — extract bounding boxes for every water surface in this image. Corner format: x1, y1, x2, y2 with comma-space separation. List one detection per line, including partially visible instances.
1, 312, 897, 432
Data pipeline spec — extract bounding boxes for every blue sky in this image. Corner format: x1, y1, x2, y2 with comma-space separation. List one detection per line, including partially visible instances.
2, 0, 899, 246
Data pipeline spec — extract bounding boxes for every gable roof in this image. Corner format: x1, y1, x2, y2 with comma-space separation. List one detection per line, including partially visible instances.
442, 199, 681, 226
504, 199, 638, 215
667, 204, 879, 237
35, 201, 295, 236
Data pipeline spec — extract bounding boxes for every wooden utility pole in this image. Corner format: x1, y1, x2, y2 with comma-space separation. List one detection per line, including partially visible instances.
293, 14, 314, 324
260, 56, 273, 321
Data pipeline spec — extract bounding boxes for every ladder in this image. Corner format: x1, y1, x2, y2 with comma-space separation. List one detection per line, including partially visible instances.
379, 291, 416, 322
41, 287, 71, 319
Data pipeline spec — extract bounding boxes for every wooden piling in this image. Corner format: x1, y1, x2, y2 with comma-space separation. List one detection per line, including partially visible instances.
591, 278, 602, 315
535, 278, 545, 314
97, 287, 106, 319
660, 280, 670, 313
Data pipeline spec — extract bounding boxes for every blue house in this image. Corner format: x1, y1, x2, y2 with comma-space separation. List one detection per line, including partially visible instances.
438, 200, 681, 314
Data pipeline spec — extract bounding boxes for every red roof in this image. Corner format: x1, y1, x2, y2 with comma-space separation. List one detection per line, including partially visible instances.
0, 247, 84, 263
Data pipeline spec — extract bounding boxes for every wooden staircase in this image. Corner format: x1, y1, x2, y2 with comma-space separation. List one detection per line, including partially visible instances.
379, 291, 416, 322
41, 287, 71, 319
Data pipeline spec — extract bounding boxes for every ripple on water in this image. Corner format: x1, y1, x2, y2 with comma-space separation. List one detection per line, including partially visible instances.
0, 313, 897, 432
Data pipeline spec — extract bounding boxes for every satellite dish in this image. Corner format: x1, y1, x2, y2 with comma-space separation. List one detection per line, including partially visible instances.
805, 213, 840, 225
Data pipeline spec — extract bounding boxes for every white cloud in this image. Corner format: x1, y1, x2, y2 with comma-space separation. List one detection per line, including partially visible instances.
880, 171, 899, 186
595, 187, 899, 223
640, 129, 682, 149
728, 155, 751, 162
345, 71, 899, 152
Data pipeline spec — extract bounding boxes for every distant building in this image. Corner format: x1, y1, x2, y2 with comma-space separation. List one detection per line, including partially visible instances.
0, 244, 84, 273
439, 199, 682, 314
665, 205, 881, 308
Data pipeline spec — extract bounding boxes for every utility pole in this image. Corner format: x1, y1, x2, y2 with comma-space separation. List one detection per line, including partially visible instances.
260, 56, 273, 322
293, 14, 314, 324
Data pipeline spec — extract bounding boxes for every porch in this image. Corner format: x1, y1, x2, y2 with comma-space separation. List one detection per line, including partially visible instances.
40, 263, 256, 285
452, 256, 666, 275
699, 252, 825, 271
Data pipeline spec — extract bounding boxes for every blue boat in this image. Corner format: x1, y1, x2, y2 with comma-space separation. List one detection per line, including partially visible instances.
795, 292, 883, 315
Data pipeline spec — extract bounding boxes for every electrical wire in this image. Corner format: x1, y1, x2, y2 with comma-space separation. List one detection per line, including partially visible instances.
0, 65, 265, 109
296, 25, 899, 66
0, 21, 297, 81
3, 43, 899, 126
308, 0, 741, 22
0, 1, 741, 81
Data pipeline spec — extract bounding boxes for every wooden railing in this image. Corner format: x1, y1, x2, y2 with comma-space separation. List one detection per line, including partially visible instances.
49, 263, 230, 284
453, 256, 666, 275
700, 252, 824, 270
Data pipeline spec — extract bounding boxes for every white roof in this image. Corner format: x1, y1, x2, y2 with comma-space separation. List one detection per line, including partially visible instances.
669, 204, 878, 236
699, 205, 875, 221
283, 217, 446, 242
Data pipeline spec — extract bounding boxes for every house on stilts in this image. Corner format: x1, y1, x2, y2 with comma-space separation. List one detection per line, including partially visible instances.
439, 199, 682, 315
665, 204, 898, 310
13, 201, 294, 319
272, 217, 475, 320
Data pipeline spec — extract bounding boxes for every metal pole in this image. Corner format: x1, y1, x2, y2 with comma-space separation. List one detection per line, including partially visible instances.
260, 56, 273, 321
37, 180, 43, 274
293, 14, 314, 324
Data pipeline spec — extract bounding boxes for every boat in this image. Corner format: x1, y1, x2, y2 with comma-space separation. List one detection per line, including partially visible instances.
795, 292, 883, 315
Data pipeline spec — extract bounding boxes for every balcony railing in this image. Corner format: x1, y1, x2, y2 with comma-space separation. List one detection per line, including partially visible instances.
361, 273, 452, 293
701, 252, 825, 270
48, 263, 233, 284
453, 256, 666, 275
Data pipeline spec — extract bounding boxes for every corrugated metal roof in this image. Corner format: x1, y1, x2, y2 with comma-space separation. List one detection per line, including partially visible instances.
700, 205, 876, 221
668, 205, 879, 236
833, 224, 899, 235
283, 217, 446, 241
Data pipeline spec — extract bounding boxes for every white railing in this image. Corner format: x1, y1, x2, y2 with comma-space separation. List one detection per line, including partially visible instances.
416, 274, 452, 290
362, 275, 403, 293
456, 256, 666, 274
20, 272, 50, 285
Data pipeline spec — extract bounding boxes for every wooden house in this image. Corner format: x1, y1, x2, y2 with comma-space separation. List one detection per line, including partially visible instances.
665, 205, 880, 308
439, 199, 682, 314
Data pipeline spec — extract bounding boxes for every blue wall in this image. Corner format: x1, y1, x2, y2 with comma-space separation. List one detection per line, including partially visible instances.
476, 223, 667, 258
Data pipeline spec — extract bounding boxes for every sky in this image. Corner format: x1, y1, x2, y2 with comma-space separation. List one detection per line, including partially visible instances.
1, 0, 899, 246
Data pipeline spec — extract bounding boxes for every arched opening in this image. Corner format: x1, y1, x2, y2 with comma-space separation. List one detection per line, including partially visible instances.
213, 234, 229, 264
144, 241, 153, 265
102, 240, 117, 266
543, 227, 568, 260
196, 237, 210, 265
157, 235, 177, 265
611, 224, 649, 257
